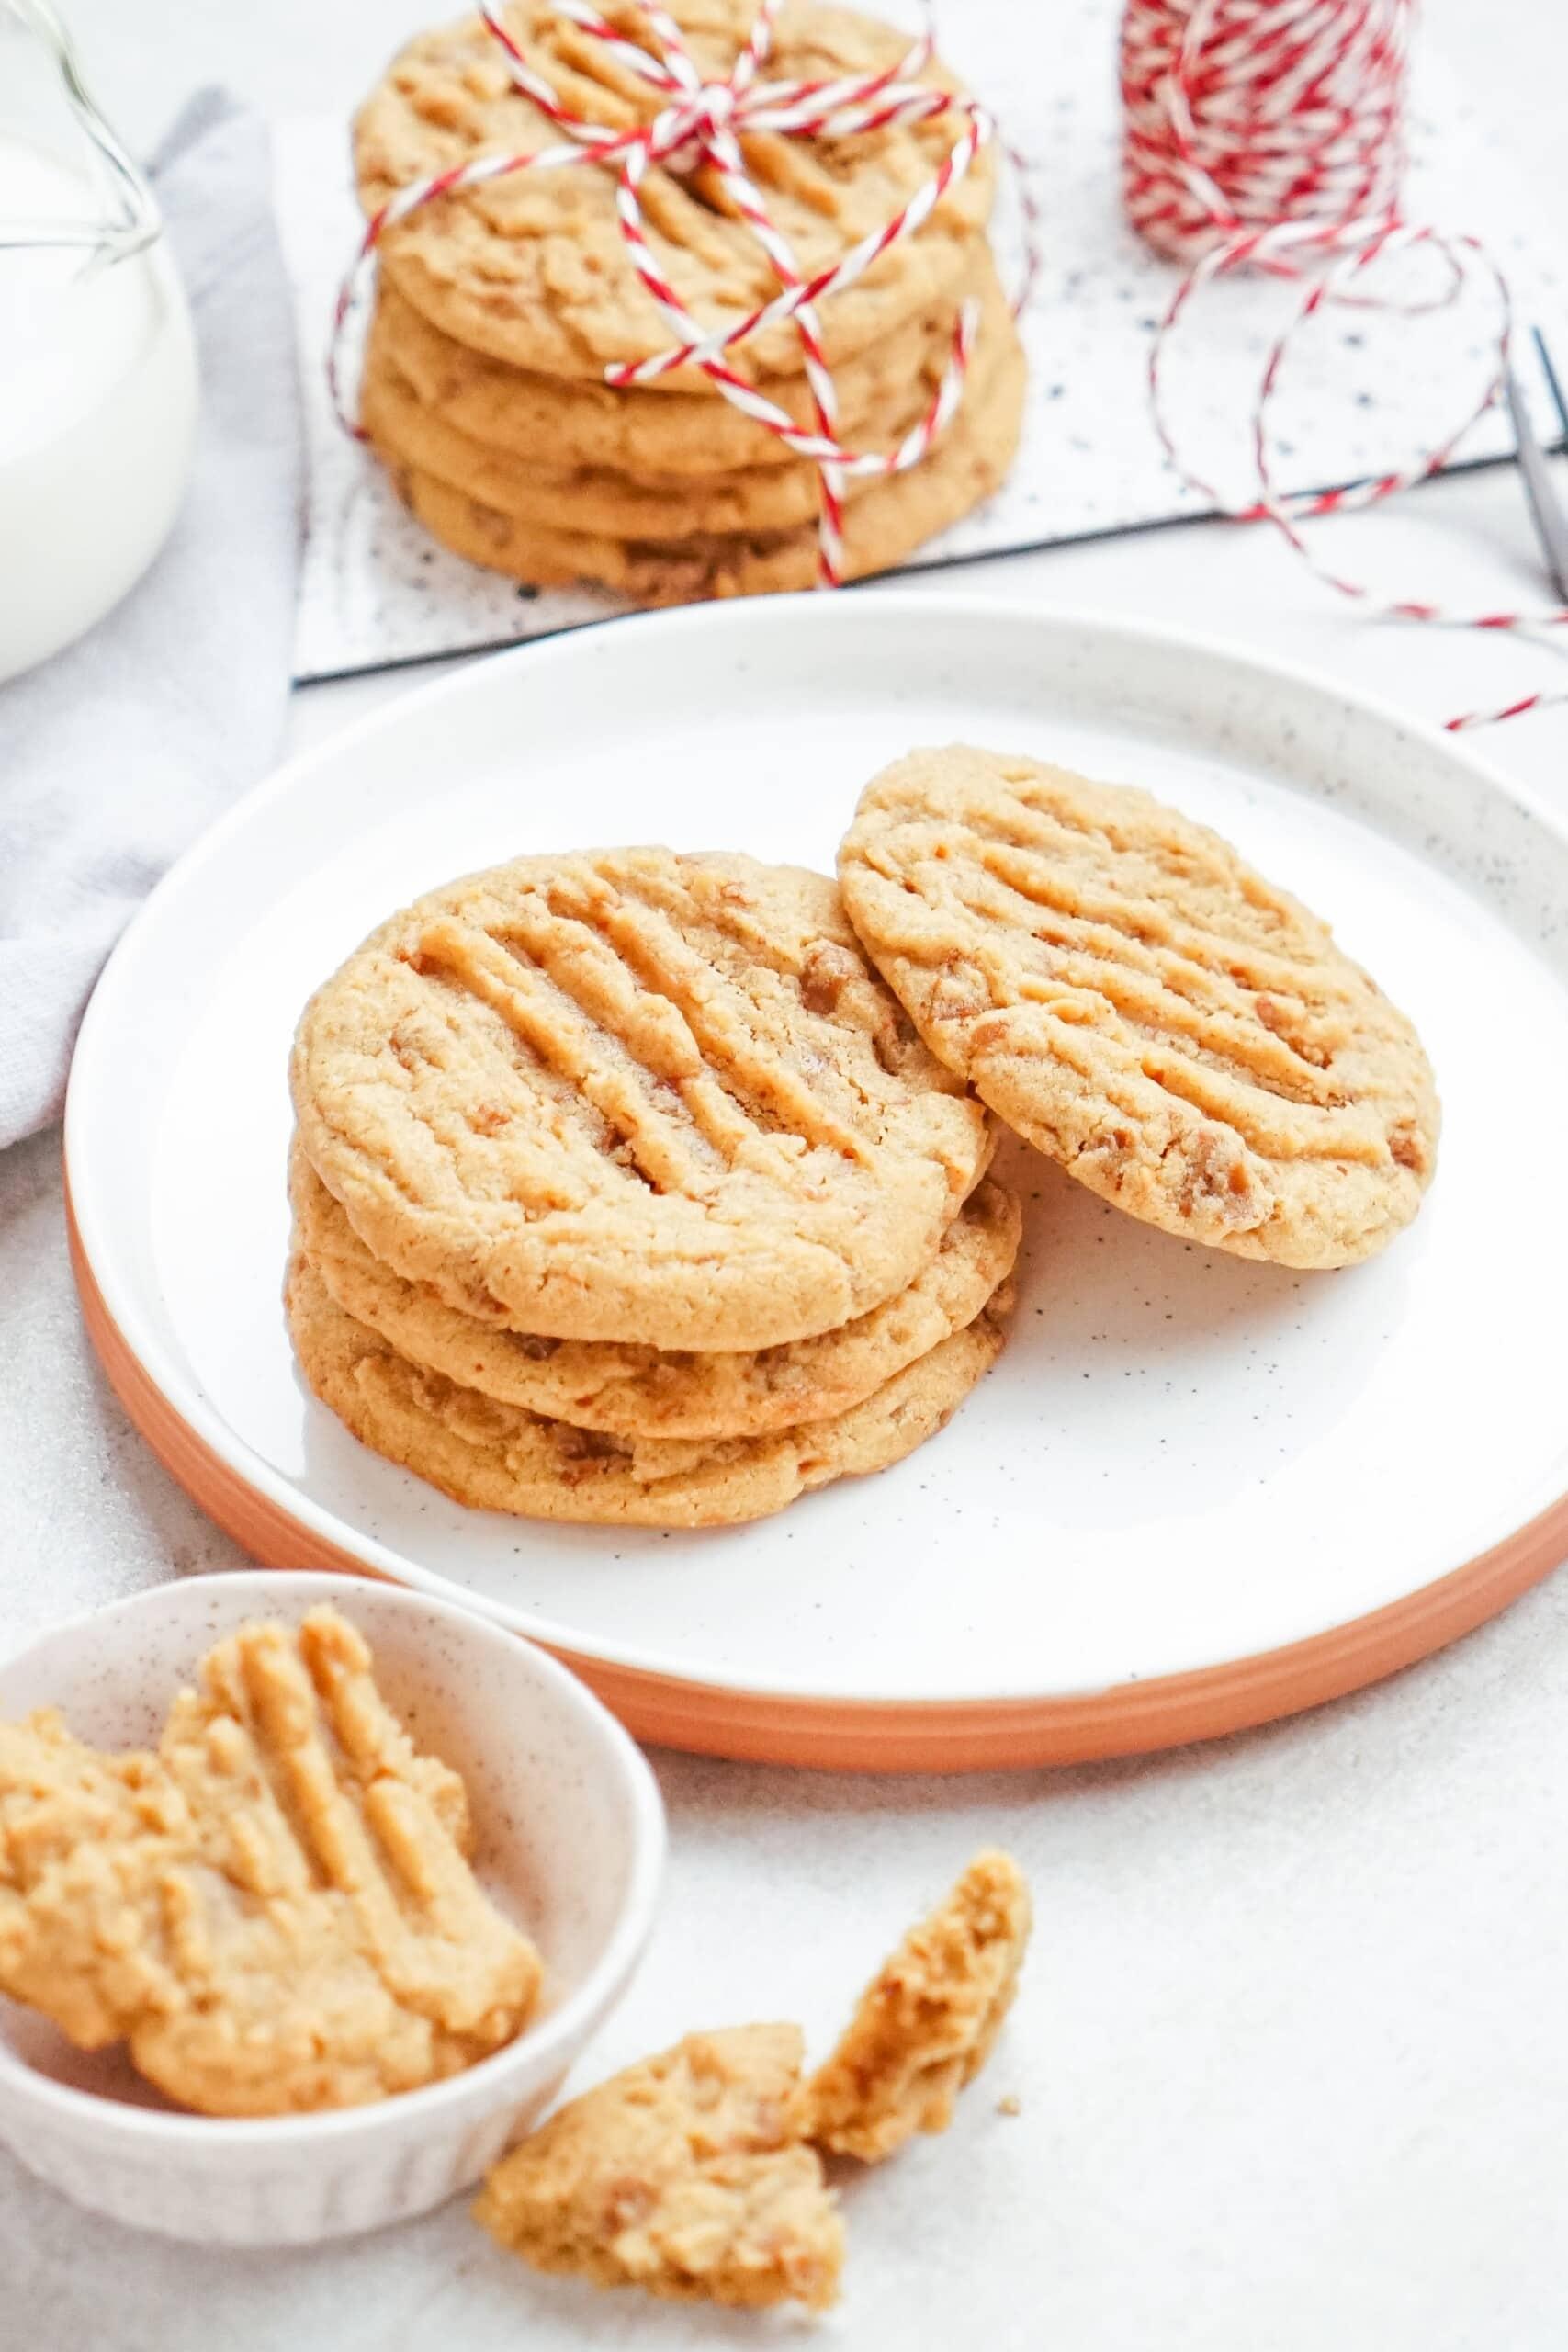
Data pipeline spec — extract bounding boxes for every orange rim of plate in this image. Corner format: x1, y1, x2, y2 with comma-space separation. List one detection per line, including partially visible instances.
67, 1175, 1568, 1774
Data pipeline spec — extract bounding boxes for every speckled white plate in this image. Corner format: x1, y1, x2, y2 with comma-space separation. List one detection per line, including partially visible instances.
63, 594, 1568, 1770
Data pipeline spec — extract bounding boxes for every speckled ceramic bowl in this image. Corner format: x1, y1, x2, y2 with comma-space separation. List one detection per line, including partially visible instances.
0, 1571, 665, 2245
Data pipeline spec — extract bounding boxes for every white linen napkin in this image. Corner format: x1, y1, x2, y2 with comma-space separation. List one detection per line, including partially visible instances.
0, 90, 302, 1149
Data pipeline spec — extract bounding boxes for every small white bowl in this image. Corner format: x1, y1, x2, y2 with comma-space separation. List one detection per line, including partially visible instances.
0, 1571, 665, 2245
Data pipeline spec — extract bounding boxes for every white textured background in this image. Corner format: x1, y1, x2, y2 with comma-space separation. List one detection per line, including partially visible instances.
7, 1, 1568, 2346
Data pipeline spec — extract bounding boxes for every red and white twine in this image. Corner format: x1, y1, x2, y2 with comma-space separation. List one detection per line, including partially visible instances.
1124, 0, 1564, 729
332, 0, 1009, 586
1123, 0, 1413, 268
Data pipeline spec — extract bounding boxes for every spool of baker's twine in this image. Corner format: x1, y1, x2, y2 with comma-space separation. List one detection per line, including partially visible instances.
1123, 0, 1564, 729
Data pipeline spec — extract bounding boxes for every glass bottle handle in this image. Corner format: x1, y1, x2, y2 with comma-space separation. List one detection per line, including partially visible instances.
0, 0, 161, 262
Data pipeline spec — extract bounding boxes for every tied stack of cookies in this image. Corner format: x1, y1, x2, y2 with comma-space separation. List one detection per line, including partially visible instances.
349, 0, 1024, 603
287, 849, 1022, 1529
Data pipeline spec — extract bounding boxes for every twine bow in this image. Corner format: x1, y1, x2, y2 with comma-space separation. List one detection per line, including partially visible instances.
333, 0, 1005, 583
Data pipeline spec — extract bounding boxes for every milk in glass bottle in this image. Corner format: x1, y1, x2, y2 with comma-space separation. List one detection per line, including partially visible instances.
0, 0, 197, 679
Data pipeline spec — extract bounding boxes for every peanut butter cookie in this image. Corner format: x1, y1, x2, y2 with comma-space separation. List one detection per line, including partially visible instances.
290, 851, 989, 1351
807, 1849, 1032, 2161
372, 317, 1024, 598
475, 2024, 842, 2311
293, 1144, 1020, 1439
0, 1609, 541, 2117
839, 747, 1439, 1268
287, 1256, 1010, 1527
355, 1, 995, 384
359, 258, 1011, 541
368, 265, 979, 477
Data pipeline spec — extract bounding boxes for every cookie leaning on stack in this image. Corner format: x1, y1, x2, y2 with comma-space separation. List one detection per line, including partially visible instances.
839, 745, 1440, 1268
350, 1, 1025, 599
287, 848, 1018, 1526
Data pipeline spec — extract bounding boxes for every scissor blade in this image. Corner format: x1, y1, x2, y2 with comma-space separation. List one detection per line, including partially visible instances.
1506, 357, 1568, 605
1532, 328, 1568, 447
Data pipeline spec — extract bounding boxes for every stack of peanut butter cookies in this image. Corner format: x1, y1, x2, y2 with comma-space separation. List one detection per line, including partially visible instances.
351, 0, 1025, 601
287, 848, 1020, 1526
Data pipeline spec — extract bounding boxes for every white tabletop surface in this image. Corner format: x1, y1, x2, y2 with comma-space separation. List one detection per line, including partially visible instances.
7, 2, 1568, 2346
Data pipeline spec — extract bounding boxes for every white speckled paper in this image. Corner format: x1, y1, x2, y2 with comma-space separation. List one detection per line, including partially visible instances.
277, 0, 1568, 682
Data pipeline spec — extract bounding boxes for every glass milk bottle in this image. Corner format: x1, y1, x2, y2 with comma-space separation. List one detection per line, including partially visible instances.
0, 0, 197, 680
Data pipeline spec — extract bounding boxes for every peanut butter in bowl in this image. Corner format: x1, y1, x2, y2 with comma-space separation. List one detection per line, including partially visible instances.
0, 1570, 665, 2243
0, 1606, 543, 2118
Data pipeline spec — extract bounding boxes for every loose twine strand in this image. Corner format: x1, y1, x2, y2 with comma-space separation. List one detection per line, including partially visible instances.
1124, 0, 1566, 730
332, 0, 1038, 587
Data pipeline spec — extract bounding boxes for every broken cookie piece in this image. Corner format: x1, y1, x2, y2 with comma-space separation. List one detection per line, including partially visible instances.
0, 1606, 542, 2116
472, 1853, 1033, 2312
807, 1849, 1032, 2161
475, 2023, 843, 2312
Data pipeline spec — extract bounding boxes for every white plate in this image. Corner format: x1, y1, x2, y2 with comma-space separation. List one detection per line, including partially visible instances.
64, 593, 1568, 1769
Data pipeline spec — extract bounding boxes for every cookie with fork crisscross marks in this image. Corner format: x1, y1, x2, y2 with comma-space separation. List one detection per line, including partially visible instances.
290, 850, 990, 1351
0, 1608, 541, 2116
839, 747, 1439, 1269
354, 1, 995, 386
291, 1142, 1018, 1439
286, 1255, 1009, 1526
